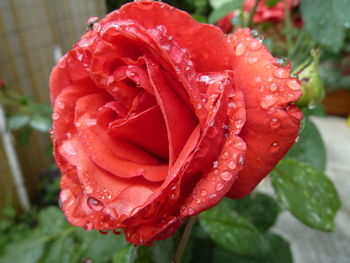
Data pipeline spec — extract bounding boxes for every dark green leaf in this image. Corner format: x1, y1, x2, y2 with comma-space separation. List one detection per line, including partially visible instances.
113, 245, 133, 263
7, 114, 30, 130
208, 0, 243, 24
130, 234, 178, 263
286, 118, 326, 172
332, 0, 350, 26
226, 193, 280, 232
38, 206, 67, 236
0, 234, 48, 263
301, 0, 346, 52
200, 207, 262, 256
259, 233, 293, 263
74, 229, 127, 263
29, 114, 51, 132
271, 158, 341, 231
265, 0, 283, 8
44, 236, 75, 263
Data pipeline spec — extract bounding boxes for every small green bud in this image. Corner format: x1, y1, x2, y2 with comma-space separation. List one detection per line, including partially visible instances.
296, 50, 325, 108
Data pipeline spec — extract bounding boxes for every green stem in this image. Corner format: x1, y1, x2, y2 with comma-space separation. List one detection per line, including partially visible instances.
172, 216, 198, 263
284, 0, 292, 57
246, 0, 259, 28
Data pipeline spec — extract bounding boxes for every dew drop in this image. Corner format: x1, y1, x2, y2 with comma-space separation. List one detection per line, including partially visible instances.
273, 68, 289, 79
221, 151, 230, 159
295, 135, 302, 143
260, 95, 277, 109
200, 190, 208, 196
259, 86, 265, 92
267, 76, 273, 82
286, 79, 301, 91
227, 161, 237, 170
221, 171, 233, 181
255, 76, 263, 83
235, 119, 244, 129
57, 101, 65, 110
216, 182, 224, 191
248, 57, 258, 64
195, 199, 201, 204
85, 118, 97, 127
76, 121, 82, 128
270, 142, 279, 153
52, 112, 60, 120
213, 161, 219, 168
249, 40, 261, 51
269, 83, 278, 91
87, 197, 104, 211
235, 43, 246, 56
270, 118, 280, 129
187, 207, 194, 215
85, 185, 93, 194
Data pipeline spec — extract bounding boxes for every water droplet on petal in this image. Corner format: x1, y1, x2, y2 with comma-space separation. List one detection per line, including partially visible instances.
52, 112, 60, 120
57, 101, 65, 110
187, 207, 194, 215
235, 119, 244, 129
249, 40, 261, 51
255, 76, 263, 83
270, 142, 279, 153
273, 68, 289, 79
221, 171, 233, 181
260, 95, 277, 109
259, 86, 265, 92
248, 57, 258, 64
221, 151, 230, 159
213, 161, 219, 168
87, 197, 104, 211
227, 161, 237, 170
287, 79, 301, 91
216, 183, 224, 191
267, 77, 273, 82
195, 199, 201, 204
85, 185, 93, 194
270, 118, 280, 129
200, 190, 208, 196
269, 83, 278, 91
235, 43, 246, 56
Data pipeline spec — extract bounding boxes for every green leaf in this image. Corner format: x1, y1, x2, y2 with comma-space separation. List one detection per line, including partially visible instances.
209, 0, 233, 9
44, 236, 75, 263
259, 233, 293, 263
200, 207, 262, 256
265, 0, 283, 7
0, 234, 48, 263
208, 0, 243, 24
286, 118, 326, 172
29, 114, 52, 132
130, 234, 179, 263
113, 245, 133, 263
226, 193, 280, 232
271, 158, 341, 231
7, 114, 30, 130
38, 206, 67, 236
332, 0, 350, 26
74, 229, 127, 263
301, 0, 347, 52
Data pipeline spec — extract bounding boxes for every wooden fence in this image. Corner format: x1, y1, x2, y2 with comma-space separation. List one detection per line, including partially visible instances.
0, 0, 106, 213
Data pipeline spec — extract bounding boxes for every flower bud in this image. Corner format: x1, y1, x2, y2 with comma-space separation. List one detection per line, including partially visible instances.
296, 51, 325, 108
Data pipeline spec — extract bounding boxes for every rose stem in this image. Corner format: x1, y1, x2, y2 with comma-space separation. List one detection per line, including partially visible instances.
246, 0, 260, 28
172, 216, 198, 263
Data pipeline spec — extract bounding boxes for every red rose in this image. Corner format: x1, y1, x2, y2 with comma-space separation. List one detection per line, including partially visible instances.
215, 11, 235, 34
50, 1, 302, 245
244, 0, 300, 23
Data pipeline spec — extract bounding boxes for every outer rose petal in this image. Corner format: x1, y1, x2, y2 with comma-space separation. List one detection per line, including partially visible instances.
101, 1, 233, 73
227, 29, 302, 198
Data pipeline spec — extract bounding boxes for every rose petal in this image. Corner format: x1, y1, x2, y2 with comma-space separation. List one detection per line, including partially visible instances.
227, 29, 302, 198
101, 1, 232, 73
75, 92, 169, 182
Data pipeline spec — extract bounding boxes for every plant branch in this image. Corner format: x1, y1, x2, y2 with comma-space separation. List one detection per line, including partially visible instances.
172, 216, 198, 263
